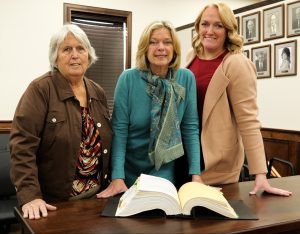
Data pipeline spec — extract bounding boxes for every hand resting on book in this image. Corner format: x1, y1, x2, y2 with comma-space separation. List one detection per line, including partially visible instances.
97, 179, 128, 198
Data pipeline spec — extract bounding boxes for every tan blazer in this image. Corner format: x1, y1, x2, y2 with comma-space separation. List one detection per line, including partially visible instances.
186, 49, 267, 185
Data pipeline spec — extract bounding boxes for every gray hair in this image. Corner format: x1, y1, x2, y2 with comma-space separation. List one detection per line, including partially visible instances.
49, 24, 98, 71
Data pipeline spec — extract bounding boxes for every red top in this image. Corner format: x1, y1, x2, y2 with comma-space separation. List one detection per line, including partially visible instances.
188, 51, 228, 126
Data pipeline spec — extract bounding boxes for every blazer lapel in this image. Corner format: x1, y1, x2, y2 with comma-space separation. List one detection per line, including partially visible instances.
185, 49, 231, 128
202, 65, 229, 128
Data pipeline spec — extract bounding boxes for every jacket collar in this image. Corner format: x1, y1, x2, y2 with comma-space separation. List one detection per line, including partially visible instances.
84, 77, 99, 101
202, 64, 229, 127
52, 70, 99, 101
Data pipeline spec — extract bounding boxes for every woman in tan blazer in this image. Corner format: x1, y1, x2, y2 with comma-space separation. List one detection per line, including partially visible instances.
186, 2, 291, 196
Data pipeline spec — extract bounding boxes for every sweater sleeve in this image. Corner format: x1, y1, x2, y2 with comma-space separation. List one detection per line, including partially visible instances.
179, 69, 201, 175
224, 54, 267, 174
111, 71, 130, 180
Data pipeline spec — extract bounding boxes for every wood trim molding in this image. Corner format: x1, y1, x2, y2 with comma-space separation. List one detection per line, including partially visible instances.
176, 23, 194, 32
233, 0, 284, 14
0, 121, 12, 133
261, 127, 300, 176
176, 0, 285, 31
261, 128, 300, 142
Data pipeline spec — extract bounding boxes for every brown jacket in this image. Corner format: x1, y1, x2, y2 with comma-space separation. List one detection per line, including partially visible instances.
10, 71, 112, 205
186, 50, 267, 185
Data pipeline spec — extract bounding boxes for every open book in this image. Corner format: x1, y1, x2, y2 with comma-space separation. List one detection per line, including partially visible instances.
115, 174, 238, 219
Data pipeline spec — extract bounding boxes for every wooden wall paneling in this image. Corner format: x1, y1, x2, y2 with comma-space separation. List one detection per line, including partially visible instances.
289, 141, 300, 175
2, 123, 300, 176
0, 121, 12, 133
262, 128, 300, 176
263, 139, 291, 176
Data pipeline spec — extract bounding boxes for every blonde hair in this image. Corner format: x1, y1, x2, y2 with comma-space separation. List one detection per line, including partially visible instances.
136, 20, 181, 71
192, 2, 243, 54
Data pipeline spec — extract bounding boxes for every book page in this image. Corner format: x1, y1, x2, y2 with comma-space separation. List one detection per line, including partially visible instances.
115, 181, 138, 216
178, 182, 225, 206
115, 174, 181, 216
178, 182, 238, 218
138, 174, 180, 204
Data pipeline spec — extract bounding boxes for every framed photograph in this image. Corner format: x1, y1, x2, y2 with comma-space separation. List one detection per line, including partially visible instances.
251, 45, 271, 78
235, 16, 240, 34
242, 50, 250, 59
263, 4, 284, 41
242, 11, 260, 45
274, 40, 297, 77
287, 1, 300, 37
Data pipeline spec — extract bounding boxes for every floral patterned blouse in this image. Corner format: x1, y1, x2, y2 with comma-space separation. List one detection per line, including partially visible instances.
70, 107, 102, 196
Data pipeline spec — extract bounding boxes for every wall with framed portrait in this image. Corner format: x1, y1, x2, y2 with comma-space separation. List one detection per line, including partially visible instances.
263, 4, 285, 41
242, 49, 250, 58
274, 40, 297, 77
235, 0, 299, 80
176, 0, 300, 131
251, 45, 271, 78
287, 1, 300, 37
242, 11, 261, 45
232, 0, 300, 130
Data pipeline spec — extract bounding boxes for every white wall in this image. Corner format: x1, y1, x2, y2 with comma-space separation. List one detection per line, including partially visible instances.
0, 0, 261, 120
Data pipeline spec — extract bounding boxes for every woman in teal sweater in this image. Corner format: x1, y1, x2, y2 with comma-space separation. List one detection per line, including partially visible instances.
98, 21, 202, 198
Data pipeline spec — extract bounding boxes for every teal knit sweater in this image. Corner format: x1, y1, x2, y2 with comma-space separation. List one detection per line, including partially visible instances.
111, 68, 201, 187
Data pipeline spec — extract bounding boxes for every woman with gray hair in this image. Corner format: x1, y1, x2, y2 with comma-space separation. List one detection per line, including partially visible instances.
98, 20, 202, 198
10, 24, 112, 219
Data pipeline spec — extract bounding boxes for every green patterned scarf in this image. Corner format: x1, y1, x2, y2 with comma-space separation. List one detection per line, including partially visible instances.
140, 69, 185, 170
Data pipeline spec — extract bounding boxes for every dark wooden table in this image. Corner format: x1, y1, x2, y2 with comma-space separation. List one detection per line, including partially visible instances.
15, 176, 300, 234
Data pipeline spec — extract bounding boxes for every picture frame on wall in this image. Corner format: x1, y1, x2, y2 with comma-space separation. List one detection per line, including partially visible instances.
274, 40, 297, 77
235, 16, 240, 34
242, 11, 260, 45
263, 4, 284, 41
251, 45, 271, 78
242, 50, 250, 59
287, 1, 300, 37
